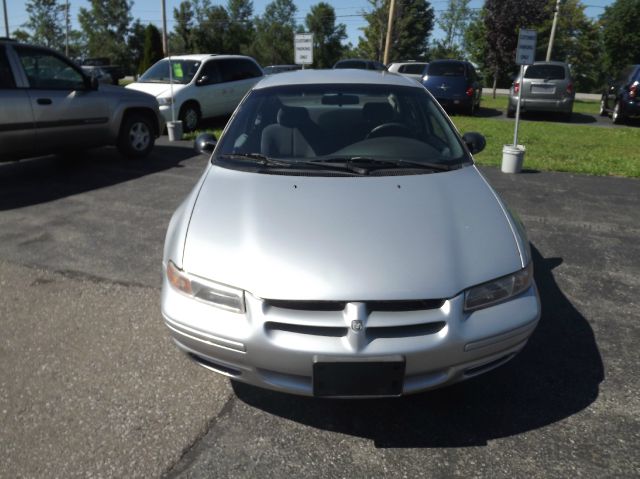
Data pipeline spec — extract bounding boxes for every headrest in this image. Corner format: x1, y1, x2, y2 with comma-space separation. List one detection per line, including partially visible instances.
362, 102, 394, 123
277, 106, 310, 128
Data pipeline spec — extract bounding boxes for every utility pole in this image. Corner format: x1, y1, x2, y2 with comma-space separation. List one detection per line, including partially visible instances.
3, 0, 9, 38
383, 0, 396, 65
65, 0, 69, 56
161, 0, 168, 56
546, 0, 561, 61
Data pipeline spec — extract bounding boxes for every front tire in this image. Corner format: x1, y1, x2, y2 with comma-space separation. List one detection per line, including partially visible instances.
117, 113, 155, 159
179, 102, 201, 133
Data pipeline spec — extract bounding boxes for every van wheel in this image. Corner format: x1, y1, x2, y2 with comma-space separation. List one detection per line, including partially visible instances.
117, 113, 155, 159
179, 103, 201, 133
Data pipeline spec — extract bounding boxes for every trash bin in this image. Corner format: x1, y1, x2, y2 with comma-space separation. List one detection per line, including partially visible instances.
501, 144, 526, 173
167, 121, 183, 142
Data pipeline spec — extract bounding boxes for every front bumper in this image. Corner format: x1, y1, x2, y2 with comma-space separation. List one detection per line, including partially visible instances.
433, 96, 473, 111
161, 277, 540, 397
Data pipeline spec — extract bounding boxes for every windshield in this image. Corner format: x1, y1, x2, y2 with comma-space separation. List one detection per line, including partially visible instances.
214, 83, 468, 174
138, 59, 200, 84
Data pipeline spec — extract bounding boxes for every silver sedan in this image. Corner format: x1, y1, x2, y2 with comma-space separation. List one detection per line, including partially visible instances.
161, 69, 540, 398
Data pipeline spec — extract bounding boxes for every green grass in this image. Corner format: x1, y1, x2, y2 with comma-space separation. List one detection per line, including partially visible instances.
452, 116, 640, 177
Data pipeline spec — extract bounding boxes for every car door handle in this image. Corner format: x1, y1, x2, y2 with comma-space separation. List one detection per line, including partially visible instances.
37, 98, 52, 105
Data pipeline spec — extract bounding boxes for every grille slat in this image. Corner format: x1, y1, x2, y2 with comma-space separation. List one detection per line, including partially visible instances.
264, 299, 444, 312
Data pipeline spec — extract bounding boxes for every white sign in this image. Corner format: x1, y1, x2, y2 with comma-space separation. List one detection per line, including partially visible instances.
294, 33, 313, 65
516, 29, 537, 65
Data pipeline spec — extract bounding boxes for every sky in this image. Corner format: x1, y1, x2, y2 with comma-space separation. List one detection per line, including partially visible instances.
2, 0, 615, 47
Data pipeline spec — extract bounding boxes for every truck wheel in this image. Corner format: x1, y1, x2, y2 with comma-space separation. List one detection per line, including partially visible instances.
179, 103, 201, 133
117, 113, 155, 159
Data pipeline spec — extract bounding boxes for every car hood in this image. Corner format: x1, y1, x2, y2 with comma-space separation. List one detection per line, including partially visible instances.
182, 165, 523, 300
125, 82, 186, 98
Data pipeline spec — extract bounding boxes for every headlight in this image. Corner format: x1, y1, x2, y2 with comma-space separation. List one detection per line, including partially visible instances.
157, 97, 173, 106
166, 261, 246, 313
464, 263, 533, 312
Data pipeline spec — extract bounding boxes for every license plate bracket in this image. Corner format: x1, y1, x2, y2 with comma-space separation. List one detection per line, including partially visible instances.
313, 356, 405, 397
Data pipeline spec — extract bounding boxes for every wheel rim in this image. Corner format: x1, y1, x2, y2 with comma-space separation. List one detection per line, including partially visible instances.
129, 122, 150, 151
599, 100, 605, 114
183, 108, 199, 131
613, 103, 619, 121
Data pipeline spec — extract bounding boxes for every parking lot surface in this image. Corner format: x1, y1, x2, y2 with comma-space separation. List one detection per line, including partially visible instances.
1, 138, 638, 478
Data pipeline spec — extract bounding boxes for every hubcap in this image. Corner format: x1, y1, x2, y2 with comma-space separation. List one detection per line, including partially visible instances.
129, 122, 150, 151
184, 109, 199, 131
613, 104, 619, 121
600, 100, 604, 114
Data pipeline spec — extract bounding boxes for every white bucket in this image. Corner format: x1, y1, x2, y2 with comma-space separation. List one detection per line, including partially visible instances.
501, 144, 526, 173
167, 121, 183, 142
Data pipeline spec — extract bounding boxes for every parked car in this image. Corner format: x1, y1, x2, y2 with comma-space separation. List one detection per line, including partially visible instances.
333, 58, 387, 71
80, 65, 113, 85
126, 54, 264, 132
81, 57, 124, 85
599, 65, 640, 124
161, 69, 541, 398
263, 64, 301, 75
421, 59, 482, 115
508, 61, 574, 120
387, 61, 428, 81
0, 39, 164, 161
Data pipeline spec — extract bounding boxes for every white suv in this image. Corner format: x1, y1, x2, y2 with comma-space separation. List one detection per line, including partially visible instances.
127, 54, 264, 132
387, 61, 428, 81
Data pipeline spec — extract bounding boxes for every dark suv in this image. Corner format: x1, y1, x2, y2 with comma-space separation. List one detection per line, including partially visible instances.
599, 65, 640, 124
421, 60, 482, 115
0, 38, 164, 161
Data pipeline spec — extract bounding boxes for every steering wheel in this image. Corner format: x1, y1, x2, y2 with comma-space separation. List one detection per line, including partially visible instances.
366, 122, 414, 139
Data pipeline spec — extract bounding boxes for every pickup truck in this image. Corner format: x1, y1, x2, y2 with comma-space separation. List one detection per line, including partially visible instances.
81, 57, 124, 85
0, 39, 164, 160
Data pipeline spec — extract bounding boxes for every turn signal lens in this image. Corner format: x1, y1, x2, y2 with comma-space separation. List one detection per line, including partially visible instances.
167, 260, 192, 295
464, 263, 533, 312
514, 82, 520, 94
630, 83, 638, 99
466, 87, 474, 97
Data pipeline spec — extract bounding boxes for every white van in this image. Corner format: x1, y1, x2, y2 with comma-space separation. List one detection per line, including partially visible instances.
127, 54, 263, 132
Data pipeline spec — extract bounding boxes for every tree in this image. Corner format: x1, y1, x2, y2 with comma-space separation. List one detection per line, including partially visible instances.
21, 0, 66, 50
305, 2, 347, 68
436, 0, 475, 55
191, 3, 229, 53
536, 0, 604, 92
78, 0, 133, 67
483, 0, 549, 96
173, 1, 194, 53
128, 20, 147, 75
139, 24, 164, 74
357, 0, 434, 62
600, 0, 640, 69
249, 0, 297, 65
225, 0, 254, 54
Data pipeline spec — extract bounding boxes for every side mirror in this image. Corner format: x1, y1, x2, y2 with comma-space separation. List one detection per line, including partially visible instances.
196, 75, 208, 86
462, 132, 486, 155
194, 133, 217, 155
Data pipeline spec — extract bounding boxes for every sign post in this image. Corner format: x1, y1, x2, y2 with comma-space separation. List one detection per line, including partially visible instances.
502, 28, 537, 174
513, 29, 536, 146
294, 33, 313, 69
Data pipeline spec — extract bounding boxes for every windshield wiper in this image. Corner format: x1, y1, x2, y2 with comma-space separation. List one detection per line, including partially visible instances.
310, 156, 454, 172
217, 153, 294, 167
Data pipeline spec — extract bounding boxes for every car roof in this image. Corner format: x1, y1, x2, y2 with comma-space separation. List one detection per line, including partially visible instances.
254, 69, 419, 90
165, 54, 256, 62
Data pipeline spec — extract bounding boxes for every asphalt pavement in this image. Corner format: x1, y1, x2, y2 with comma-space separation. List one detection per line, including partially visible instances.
0, 138, 638, 478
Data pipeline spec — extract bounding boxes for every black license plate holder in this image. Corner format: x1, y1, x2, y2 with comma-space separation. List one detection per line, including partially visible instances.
313, 356, 405, 397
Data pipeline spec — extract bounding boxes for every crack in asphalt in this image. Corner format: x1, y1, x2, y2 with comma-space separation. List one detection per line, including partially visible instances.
162, 393, 238, 478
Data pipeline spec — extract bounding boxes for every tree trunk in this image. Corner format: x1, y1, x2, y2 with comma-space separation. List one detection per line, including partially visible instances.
492, 67, 498, 99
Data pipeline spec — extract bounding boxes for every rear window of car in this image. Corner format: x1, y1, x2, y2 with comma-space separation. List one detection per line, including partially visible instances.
399, 64, 426, 74
335, 60, 366, 69
525, 64, 566, 80
426, 62, 465, 77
